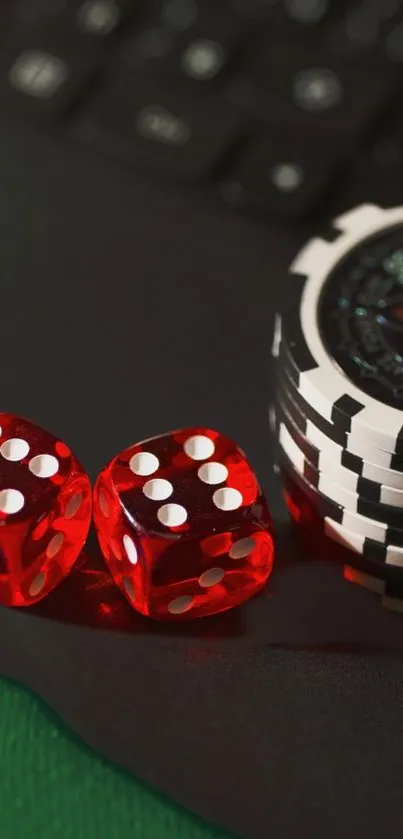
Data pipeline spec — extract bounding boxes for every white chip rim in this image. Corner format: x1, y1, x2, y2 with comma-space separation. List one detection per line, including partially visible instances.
306, 418, 402, 472
280, 432, 391, 543
289, 203, 403, 450
277, 364, 403, 466
318, 471, 402, 516
280, 425, 403, 527
325, 519, 403, 569
277, 390, 403, 486
279, 422, 403, 508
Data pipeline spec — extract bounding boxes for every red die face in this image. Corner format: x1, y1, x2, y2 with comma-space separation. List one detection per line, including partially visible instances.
0, 414, 91, 607
94, 427, 274, 620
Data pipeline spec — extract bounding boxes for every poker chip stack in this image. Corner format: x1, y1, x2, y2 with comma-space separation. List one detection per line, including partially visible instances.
271, 203, 403, 612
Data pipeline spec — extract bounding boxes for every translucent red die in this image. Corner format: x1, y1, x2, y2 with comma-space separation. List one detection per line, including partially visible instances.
0, 413, 91, 607
93, 427, 274, 620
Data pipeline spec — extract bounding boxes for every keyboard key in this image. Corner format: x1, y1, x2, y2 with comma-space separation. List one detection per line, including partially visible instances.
160, 0, 200, 31
0, 33, 101, 114
13, 0, 136, 42
228, 40, 400, 140
123, 0, 223, 39
232, 0, 342, 27
282, 0, 331, 24
326, 1, 403, 62
156, 1, 234, 32
136, 105, 191, 144
122, 12, 245, 84
180, 38, 228, 80
176, 16, 245, 82
74, 74, 246, 179
9, 49, 69, 99
76, 1, 125, 36
293, 66, 343, 111
220, 131, 341, 217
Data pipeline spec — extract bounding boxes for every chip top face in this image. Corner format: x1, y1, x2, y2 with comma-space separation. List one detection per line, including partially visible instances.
318, 222, 403, 411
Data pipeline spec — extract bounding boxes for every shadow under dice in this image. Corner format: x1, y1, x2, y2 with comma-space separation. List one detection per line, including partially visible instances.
0, 414, 91, 607
94, 428, 275, 620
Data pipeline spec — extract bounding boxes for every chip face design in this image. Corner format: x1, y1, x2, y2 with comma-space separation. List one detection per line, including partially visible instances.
280, 203, 403, 454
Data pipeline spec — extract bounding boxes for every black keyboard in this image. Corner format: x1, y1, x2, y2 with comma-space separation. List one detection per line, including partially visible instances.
2, 0, 403, 220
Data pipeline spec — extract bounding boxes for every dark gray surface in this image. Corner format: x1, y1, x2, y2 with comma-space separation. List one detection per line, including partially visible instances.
1, 118, 403, 839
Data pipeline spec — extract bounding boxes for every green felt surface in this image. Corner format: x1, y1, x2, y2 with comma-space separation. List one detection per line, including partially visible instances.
0, 677, 233, 839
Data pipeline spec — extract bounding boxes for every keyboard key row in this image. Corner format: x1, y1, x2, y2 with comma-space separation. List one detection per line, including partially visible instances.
74, 75, 245, 180
1, 0, 403, 221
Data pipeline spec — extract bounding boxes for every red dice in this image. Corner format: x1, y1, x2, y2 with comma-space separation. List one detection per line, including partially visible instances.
93, 427, 274, 620
0, 414, 91, 607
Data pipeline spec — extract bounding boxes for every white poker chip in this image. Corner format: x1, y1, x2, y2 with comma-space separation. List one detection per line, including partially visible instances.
276, 385, 403, 486
272, 202, 403, 611
278, 441, 403, 550
278, 422, 403, 508
279, 423, 403, 530
278, 442, 403, 598
273, 204, 403, 454
275, 354, 403, 466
